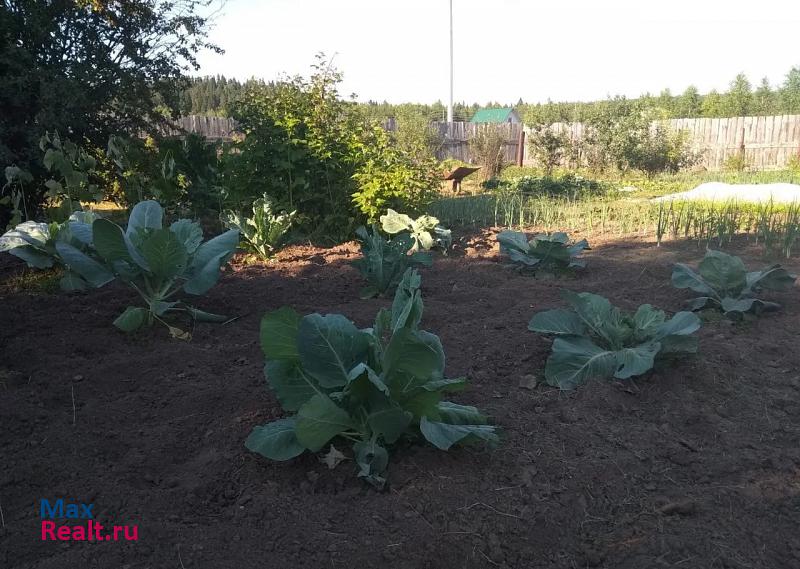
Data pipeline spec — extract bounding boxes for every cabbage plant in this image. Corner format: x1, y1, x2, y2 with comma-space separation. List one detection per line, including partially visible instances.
380, 209, 451, 252
352, 225, 432, 298
221, 194, 295, 260
529, 291, 701, 390
672, 250, 796, 319
0, 201, 239, 336
246, 269, 498, 487
497, 230, 589, 273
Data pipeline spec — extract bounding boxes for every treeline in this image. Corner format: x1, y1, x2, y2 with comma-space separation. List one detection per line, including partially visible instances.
181, 67, 800, 123
177, 76, 274, 117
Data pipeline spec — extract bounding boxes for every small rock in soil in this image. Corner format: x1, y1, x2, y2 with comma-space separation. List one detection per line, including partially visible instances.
658, 499, 697, 516
518, 375, 538, 390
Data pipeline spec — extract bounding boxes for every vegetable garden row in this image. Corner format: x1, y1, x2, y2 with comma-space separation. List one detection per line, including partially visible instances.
1, 202, 795, 487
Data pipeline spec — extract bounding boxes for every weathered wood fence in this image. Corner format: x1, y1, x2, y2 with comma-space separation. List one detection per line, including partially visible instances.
171, 115, 800, 171
550, 115, 800, 170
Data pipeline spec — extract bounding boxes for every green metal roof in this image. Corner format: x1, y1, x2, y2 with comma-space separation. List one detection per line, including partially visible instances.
470, 107, 514, 123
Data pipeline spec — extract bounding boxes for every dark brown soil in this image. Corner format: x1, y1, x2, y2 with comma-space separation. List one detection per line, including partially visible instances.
2, 231, 799, 569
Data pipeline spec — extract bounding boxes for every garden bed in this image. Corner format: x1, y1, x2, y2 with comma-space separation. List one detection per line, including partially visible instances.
2, 231, 799, 568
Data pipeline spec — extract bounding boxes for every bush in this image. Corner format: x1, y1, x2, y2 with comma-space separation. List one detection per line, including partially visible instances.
527, 125, 572, 175
469, 125, 509, 181
226, 56, 439, 240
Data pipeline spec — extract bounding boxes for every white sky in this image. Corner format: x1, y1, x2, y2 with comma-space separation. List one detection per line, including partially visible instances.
196, 0, 800, 105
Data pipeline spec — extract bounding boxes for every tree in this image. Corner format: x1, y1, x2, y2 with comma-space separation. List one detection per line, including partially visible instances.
0, 0, 220, 226
753, 77, 776, 115
723, 73, 753, 116
676, 86, 701, 118
701, 90, 724, 117
780, 66, 800, 113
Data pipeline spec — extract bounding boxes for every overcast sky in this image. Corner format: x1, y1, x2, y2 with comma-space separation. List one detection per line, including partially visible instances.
195, 0, 800, 105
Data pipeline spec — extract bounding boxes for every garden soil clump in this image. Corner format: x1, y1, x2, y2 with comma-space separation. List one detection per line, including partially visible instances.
2, 230, 799, 568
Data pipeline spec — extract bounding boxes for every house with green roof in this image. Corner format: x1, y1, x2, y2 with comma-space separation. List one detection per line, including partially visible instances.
469, 107, 521, 124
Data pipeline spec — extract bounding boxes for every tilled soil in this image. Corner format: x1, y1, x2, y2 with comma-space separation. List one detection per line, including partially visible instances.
1, 231, 799, 569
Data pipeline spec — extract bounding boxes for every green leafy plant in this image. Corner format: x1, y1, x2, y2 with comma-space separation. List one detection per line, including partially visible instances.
529, 291, 701, 389
245, 269, 498, 487
352, 225, 432, 298
497, 230, 589, 273
672, 250, 796, 319
0, 200, 239, 336
379, 209, 451, 252
222, 194, 296, 259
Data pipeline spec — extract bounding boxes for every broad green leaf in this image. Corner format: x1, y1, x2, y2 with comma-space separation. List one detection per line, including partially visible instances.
169, 219, 203, 254
409, 251, 433, 267
633, 304, 666, 339
140, 229, 188, 280
419, 417, 499, 450
384, 329, 445, 389
260, 307, 301, 359
353, 440, 389, 487
367, 405, 412, 444
528, 308, 585, 336
686, 296, 715, 311
183, 251, 229, 295
0, 221, 50, 250
60, 271, 87, 291
380, 209, 414, 234
698, 250, 747, 297
391, 269, 423, 332
126, 200, 163, 238
544, 336, 618, 389
65, 222, 92, 245
745, 266, 796, 293
422, 377, 467, 392
508, 248, 541, 266
54, 242, 114, 287
613, 342, 661, 379
297, 314, 371, 389
652, 311, 701, 340
435, 401, 488, 425
347, 363, 390, 396
266, 361, 320, 412
183, 229, 239, 294
720, 297, 779, 316
113, 306, 149, 332
9, 245, 54, 268
245, 417, 305, 461
671, 263, 715, 295
497, 230, 529, 253
295, 394, 355, 452
561, 291, 628, 349
150, 300, 178, 316
400, 390, 442, 419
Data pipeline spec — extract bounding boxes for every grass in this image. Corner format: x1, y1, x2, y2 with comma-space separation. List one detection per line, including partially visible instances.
0, 267, 64, 295
430, 168, 800, 258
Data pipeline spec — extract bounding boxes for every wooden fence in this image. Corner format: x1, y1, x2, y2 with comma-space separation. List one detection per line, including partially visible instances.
171, 115, 800, 171
549, 115, 800, 170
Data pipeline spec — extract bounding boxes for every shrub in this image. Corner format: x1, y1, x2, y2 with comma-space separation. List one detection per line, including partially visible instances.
0, 201, 239, 337
529, 291, 701, 389
246, 269, 498, 487
497, 230, 589, 273
222, 194, 295, 259
672, 249, 796, 319
351, 125, 441, 222
469, 125, 509, 181
351, 225, 432, 298
527, 125, 572, 175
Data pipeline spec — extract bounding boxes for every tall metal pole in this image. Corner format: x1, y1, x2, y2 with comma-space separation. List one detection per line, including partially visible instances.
448, 0, 454, 123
